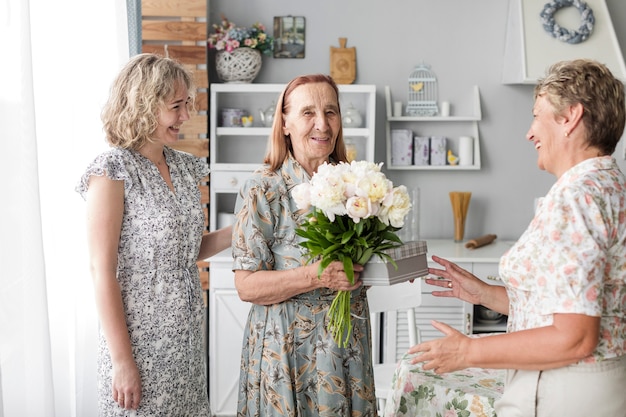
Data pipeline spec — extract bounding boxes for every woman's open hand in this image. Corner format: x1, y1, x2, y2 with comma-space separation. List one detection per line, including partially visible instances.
426, 255, 486, 305
407, 320, 470, 374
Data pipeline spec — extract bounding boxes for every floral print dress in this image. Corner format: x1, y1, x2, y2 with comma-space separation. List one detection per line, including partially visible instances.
76, 146, 210, 416
499, 156, 626, 362
232, 155, 378, 417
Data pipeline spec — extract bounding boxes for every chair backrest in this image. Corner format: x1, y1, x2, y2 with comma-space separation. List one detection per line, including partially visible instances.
367, 280, 422, 313
367, 280, 422, 364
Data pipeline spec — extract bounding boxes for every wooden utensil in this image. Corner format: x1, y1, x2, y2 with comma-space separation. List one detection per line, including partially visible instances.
465, 234, 497, 249
450, 191, 471, 242
330, 37, 356, 84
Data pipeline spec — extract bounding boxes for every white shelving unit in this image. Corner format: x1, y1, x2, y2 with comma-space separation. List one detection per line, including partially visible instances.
209, 83, 377, 232
207, 82, 377, 417
384, 85, 482, 170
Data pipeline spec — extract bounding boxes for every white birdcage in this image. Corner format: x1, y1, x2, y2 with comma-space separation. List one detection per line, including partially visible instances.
406, 63, 439, 116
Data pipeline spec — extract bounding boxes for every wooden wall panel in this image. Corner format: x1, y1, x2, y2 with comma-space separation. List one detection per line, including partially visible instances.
142, 0, 205, 17
141, 21, 206, 41
141, 0, 211, 291
169, 139, 209, 159
179, 115, 208, 137
195, 92, 208, 111
192, 69, 209, 88
141, 45, 206, 65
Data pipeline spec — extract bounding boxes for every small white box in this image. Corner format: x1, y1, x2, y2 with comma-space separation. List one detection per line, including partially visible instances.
413, 136, 430, 165
391, 129, 413, 166
430, 136, 447, 166
362, 241, 429, 286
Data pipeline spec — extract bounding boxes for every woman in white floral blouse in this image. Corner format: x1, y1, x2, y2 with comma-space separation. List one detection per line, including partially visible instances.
409, 59, 626, 417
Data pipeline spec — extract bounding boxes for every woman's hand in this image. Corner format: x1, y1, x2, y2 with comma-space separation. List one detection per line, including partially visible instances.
426, 255, 487, 305
428, 255, 509, 315
407, 320, 471, 374
315, 260, 363, 291
111, 358, 142, 409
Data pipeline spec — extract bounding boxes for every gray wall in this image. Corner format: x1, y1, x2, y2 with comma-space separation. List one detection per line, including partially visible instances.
208, 0, 626, 241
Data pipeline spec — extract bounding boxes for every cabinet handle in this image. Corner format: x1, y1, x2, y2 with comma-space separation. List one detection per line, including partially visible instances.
486, 275, 501, 281
465, 313, 472, 334
229, 177, 239, 187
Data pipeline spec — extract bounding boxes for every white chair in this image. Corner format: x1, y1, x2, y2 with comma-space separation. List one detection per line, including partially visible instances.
367, 281, 422, 414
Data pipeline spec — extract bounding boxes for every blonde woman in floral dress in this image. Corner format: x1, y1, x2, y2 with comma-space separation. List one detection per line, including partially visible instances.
232, 74, 378, 416
409, 59, 626, 416
77, 54, 231, 416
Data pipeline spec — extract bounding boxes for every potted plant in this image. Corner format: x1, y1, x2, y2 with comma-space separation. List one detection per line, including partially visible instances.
208, 16, 274, 83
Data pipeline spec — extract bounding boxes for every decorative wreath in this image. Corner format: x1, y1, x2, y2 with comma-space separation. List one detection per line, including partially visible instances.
540, 0, 595, 44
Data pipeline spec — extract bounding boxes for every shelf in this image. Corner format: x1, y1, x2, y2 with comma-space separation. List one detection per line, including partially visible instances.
216, 127, 269, 136
388, 164, 481, 171
215, 126, 372, 137
388, 116, 480, 122
385, 85, 482, 171
209, 82, 377, 231
210, 163, 262, 172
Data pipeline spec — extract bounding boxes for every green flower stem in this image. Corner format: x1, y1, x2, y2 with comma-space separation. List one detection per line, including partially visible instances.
296, 209, 403, 348
328, 290, 352, 348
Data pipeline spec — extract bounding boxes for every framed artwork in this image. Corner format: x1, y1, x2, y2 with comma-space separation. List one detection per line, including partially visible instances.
273, 16, 305, 59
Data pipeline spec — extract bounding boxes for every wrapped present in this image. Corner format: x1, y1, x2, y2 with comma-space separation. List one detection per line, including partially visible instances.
413, 136, 430, 165
430, 136, 447, 166
362, 241, 428, 285
391, 129, 413, 166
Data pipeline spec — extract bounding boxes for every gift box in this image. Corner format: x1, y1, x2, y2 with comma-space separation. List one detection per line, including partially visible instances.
413, 136, 430, 165
391, 129, 413, 166
361, 241, 429, 285
430, 136, 447, 166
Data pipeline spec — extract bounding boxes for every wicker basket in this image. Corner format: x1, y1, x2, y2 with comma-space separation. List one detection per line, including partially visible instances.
215, 48, 262, 83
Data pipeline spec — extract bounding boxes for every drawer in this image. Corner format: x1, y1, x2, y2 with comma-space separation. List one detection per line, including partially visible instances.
210, 171, 253, 192
472, 263, 502, 285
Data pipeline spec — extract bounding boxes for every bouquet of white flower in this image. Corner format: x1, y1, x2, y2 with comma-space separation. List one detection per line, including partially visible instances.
293, 160, 412, 347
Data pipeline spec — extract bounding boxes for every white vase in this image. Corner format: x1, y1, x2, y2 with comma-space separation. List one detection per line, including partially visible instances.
215, 48, 262, 83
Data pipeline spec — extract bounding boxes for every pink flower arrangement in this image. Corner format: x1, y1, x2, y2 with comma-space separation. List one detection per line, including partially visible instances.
207, 16, 274, 56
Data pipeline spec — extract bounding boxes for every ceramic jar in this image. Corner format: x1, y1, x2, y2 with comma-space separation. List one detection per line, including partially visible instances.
342, 103, 363, 128
220, 108, 247, 127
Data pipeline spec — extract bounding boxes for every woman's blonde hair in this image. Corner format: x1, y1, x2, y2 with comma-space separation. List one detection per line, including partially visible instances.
101, 53, 196, 150
264, 74, 348, 171
535, 59, 625, 155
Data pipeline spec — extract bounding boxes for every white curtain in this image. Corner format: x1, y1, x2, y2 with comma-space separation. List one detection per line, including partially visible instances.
0, 0, 128, 416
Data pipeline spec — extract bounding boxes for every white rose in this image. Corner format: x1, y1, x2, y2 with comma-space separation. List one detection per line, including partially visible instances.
292, 183, 312, 210
379, 185, 411, 227
346, 196, 374, 223
356, 171, 391, 203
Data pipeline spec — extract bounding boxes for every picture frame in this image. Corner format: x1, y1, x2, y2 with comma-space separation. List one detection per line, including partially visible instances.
273, 16, 306, 59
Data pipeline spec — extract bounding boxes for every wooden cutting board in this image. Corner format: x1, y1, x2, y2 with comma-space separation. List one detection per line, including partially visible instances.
330, 38, 356, 84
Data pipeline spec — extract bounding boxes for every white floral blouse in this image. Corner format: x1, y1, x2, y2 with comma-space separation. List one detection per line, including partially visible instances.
499, 156, 626, 362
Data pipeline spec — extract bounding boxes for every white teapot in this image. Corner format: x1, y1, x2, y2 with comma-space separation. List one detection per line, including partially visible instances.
342, 103, 362, 128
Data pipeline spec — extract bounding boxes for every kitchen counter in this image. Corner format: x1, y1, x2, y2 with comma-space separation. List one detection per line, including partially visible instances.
208, 238, 515, 265
423, 238, 515, 263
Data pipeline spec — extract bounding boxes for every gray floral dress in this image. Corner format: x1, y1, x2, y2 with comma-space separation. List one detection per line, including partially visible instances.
232, 155, 377, 417
76, 146, 210, 416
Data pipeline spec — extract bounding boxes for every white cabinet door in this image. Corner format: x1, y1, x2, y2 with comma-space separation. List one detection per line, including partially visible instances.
208, 262, 251, 417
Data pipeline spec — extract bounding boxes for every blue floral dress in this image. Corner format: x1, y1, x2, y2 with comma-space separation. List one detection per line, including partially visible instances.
232, 155, 377, 417
76, 146, 210, 416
